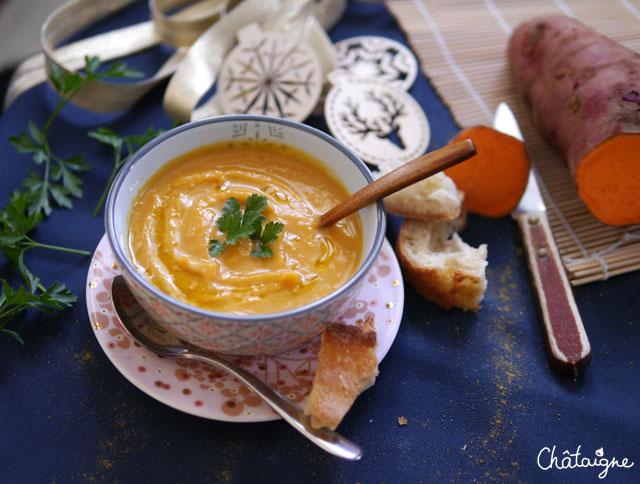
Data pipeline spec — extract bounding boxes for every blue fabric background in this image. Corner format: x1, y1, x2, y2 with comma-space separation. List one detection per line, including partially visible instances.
0, 2, 638, 483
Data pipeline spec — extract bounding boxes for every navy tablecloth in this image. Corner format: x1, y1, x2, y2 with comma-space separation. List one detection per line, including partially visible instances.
1, 2, 638, 483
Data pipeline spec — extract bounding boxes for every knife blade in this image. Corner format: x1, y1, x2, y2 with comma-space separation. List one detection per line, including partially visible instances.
494, 102, 591, 377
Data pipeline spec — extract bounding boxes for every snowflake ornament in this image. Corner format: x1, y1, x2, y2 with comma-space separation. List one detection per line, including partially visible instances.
217, 23, 323, 122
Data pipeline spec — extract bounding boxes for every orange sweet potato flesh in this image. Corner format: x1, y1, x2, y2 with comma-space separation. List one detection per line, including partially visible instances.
577, 134, 640, 226
445, 126, 531, 217
509, 15, 640, 226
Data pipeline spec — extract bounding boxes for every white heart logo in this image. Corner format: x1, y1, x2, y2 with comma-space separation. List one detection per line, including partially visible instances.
595, 447, 604, 457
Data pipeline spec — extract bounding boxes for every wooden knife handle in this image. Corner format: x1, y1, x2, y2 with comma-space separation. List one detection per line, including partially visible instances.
516, 211, 592, 377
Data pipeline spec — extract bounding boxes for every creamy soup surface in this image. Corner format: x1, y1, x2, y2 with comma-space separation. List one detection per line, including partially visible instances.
128, 140, 363, 314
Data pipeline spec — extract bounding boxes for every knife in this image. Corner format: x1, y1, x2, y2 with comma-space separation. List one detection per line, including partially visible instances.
494, 102, 592, 377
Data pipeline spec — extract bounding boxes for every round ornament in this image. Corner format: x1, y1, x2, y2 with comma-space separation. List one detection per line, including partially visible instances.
217, 23, 323, 122
333, 35, 419, 91
324, 77, 430, 166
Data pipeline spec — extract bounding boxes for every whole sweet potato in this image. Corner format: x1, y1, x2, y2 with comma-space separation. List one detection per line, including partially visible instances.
509, 15, 640, 226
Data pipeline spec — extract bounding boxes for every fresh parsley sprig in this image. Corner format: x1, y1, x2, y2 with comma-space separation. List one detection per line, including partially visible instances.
0, 280, 76, 345
89, 125, 166, 216
0, 190, 79, 345
8, 56, 143, 216
0, 190, 90, 292
209, 194, 284, 259
0, 56, 142, 345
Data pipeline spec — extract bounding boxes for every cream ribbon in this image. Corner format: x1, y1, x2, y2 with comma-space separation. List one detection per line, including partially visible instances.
3, 0, 340, 121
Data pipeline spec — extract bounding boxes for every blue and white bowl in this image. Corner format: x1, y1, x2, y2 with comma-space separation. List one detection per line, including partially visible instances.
105, 115, 386, 355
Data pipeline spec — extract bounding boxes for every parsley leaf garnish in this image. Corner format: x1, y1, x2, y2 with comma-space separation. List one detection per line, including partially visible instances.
209, 195, 284, 258
251, 221, 285, 258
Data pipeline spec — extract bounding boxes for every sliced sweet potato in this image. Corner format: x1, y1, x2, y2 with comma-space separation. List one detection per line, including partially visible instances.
444, 126, 531, 218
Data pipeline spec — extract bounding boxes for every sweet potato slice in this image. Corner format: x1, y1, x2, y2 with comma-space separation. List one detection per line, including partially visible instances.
444, 126, 531, 218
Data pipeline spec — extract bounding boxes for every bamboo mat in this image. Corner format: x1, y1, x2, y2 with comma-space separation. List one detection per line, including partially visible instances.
386, 0, 640, 285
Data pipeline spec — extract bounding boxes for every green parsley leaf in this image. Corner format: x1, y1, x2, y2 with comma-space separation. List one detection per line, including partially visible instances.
245, 193, 268, 216
209, 195, 283, 258
57, 155, 89, 198
28, 121, 45, 146
22, 169, 50, 216
88, 127, 124, 150
8, 131, 39, 152
48, 184, 73, 209
1, 327, 25, 345
0, 280, 76, 345
208, 240, 226, 257
83, 56, 102, 77
0, 189, 89, 290
215, 198, 244, 244
89, 125, 166, 216
48, 62, 66, 93
97, 60, 145, 80
8, 131, 46, 164
259, 221, 285, 245
250, 221, 284, 259
12, 56, 144, 217
251, 245, 274, 259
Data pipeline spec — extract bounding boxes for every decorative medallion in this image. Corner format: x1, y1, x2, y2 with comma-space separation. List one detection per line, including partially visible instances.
324, 77, 430, 166
217, 23, 323, 122
333, 35, 418, 91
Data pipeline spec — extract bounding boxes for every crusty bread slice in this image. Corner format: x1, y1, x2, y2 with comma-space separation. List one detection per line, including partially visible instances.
304, 322, 378, 430
396, 217, 488, 311
377, 161, 464, 221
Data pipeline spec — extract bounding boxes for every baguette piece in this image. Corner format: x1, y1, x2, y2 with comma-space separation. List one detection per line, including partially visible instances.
396, 217, 488, 311
305, 322, 378, 430
377, 161, 464, 221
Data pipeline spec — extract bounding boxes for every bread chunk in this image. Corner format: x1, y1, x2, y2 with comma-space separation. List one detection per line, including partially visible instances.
396, 217, 488, 311
305, 323, 378, 430
377, 161, 464, 221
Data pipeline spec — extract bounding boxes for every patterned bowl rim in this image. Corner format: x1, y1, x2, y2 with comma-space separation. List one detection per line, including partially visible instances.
105, 114, 386, 323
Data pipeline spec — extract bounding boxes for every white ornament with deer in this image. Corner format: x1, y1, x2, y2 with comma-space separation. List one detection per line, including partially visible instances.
324, 75, 430, 167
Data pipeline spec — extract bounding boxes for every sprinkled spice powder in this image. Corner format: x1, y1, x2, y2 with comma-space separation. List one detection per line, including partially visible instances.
450, 261, 532, 482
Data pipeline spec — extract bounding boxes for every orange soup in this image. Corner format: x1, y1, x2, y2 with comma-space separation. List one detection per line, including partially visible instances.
127, 140, 363, 315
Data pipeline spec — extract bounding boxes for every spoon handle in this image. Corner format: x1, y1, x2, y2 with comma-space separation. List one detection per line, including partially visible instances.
182, 351, 363, 461
319, 139, 476, 227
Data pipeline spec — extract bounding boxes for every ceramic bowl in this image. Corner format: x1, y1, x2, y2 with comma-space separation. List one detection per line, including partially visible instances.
105, 115, 386, 355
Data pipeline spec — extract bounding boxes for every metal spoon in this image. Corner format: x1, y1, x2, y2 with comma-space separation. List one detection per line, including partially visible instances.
109, 275, 362, 461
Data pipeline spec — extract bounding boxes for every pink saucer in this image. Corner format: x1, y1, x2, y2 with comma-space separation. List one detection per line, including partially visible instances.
86, 234, 403, 422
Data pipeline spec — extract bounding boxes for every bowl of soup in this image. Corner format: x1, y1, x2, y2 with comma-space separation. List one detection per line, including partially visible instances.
105, 115, 386, 355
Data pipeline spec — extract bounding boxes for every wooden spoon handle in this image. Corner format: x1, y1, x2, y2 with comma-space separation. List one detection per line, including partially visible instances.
319, 139, 476, 227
